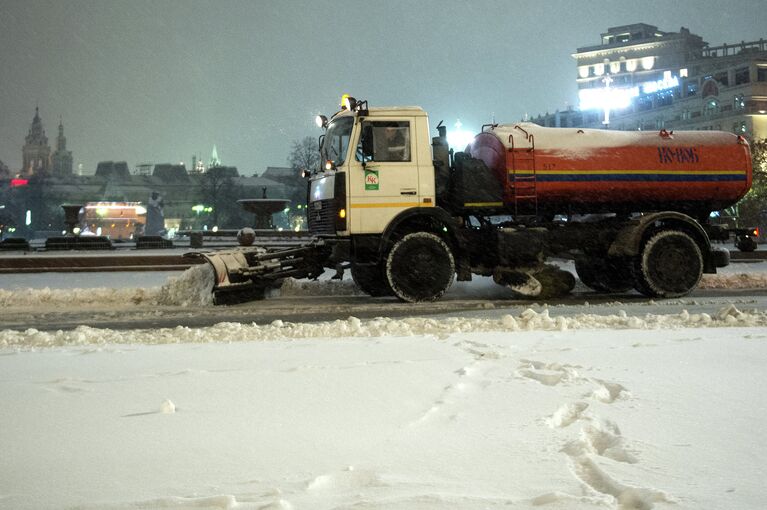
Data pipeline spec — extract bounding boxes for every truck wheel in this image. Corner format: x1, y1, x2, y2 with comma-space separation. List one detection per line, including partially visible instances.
385, 232, 455, 302
351, 263, 392, 297
633, 230, 703, 298
575, 257, 633, 293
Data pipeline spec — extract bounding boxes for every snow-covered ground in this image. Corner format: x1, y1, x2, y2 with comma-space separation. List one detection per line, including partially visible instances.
1, 262, 766, 509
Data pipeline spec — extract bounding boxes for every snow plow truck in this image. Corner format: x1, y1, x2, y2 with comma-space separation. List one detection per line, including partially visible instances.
196, 95, 753, 304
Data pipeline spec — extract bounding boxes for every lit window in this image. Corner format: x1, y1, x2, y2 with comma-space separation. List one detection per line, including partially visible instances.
593, 63, 605, 76
578, 66, 589, 78
704, 99, 720, 116
610, 61, 621, 74
641, 56, 655, 70
626, 60, 638, 72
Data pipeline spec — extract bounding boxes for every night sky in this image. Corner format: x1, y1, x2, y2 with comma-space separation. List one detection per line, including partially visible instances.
0, 0, 764, 176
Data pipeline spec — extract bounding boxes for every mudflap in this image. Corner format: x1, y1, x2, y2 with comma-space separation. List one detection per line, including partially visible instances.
186, 243, 327, 305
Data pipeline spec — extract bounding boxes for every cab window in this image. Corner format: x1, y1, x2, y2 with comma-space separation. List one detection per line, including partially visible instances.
359, 121, 411, 162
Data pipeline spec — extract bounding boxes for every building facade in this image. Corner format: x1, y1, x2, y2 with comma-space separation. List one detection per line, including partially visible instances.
533, 24, 767, 139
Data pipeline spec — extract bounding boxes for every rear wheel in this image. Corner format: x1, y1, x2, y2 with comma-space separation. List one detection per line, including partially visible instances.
385, 232, 455, 302
575, 256, 634, 293
351, 262, 392, 297
633, 230, 703, 298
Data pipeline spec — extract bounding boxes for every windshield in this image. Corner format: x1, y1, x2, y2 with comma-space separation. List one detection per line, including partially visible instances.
320, 116, 354, 168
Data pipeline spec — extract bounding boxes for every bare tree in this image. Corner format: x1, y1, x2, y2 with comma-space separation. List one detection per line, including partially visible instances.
198, 167, 247, 228
288, 136, 320, 173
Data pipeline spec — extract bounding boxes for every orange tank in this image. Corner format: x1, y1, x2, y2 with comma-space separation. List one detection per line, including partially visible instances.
467, 123, 752, 217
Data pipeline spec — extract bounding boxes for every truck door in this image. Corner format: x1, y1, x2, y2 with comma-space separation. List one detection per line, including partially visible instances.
348, 118, 421, 233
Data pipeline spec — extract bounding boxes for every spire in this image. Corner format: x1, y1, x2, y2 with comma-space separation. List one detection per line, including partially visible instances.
209, 144, 221, 168
56, 116, 67, 151
25, 106, 48, 146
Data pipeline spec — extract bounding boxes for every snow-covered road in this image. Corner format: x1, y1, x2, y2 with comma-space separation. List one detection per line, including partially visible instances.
1, 263, 766, 509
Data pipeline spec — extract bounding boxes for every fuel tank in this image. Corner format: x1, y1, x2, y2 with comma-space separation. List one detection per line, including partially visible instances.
467, 123, 752, 216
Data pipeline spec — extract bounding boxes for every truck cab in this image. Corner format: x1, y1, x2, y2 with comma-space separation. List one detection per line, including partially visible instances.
309, 103, 436, 237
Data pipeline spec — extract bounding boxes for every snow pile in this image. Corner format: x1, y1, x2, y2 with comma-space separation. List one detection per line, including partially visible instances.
0, 283, 157, 308
155, 263, 215, 306
699, 271, 767, 289
279, 276, 362, 296
0, 264, 216, 308
2, 305, 765, 350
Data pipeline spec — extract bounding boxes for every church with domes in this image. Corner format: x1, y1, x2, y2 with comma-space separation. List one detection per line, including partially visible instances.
21, 107, 73, 177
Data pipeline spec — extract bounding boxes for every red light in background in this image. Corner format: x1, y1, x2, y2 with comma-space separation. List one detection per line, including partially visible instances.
10, 179, 28, 187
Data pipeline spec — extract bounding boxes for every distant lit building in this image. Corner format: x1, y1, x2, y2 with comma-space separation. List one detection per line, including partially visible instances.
22, 107, 52, 176
533, 24, 767, 139
82, 201, 145, 239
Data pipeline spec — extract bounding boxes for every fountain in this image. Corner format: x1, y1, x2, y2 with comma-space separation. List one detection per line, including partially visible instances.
237, 187, 289, 230
61, 204, 84, 235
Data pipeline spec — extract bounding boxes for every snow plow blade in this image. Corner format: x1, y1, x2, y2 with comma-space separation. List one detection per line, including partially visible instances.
187, 243, 327, 305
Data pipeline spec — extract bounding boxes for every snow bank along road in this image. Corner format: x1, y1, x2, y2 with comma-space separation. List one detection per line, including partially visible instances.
2, 261, 767, 331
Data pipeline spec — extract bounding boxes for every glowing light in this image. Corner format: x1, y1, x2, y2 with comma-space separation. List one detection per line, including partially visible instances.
626, 60, 638, 72
338, 208, 346, 219
593, 63, 605, 76
609, 61, 620, 74
25, 210, 31, 226
680, 68, 688, 77
578, 85, 639, 111
447, 119, 474, 149
135, 206, 147, 215
578, 66, 589, 78
10, 178, 28, 187
642, 72, 679, 94
641, 56, 655, 70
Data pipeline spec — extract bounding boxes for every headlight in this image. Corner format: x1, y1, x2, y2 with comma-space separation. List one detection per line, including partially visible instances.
315, 115, 328, 128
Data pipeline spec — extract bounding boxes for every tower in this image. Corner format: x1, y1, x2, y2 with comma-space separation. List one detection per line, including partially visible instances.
209, 144, 221, 168
22, 107, 52, 176
52, 118, 73, 177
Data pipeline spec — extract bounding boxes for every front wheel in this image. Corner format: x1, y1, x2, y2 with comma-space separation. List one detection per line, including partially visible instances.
385, 232, 455, 302
634, 230, 703, 298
